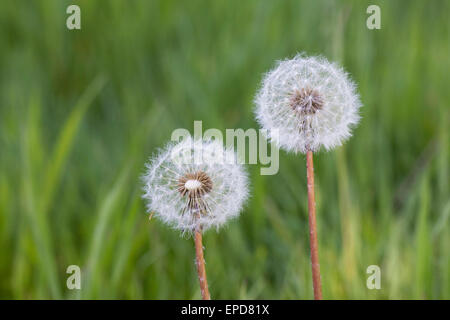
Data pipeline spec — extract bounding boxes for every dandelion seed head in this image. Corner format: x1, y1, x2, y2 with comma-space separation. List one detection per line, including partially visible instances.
142, 136, 249, 234
255, 53, 362, 153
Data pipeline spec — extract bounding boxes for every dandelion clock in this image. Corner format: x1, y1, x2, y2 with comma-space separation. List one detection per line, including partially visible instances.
143, 136, 249, 299
255, 53, 362, 299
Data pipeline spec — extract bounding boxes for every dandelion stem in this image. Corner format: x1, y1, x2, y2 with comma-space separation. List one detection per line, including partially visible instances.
194, 226, 211, 300
306, 150, 322, 300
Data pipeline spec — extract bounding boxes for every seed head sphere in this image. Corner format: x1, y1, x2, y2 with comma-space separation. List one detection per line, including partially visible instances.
255, 54, 362, 154
143, 137, 249, 234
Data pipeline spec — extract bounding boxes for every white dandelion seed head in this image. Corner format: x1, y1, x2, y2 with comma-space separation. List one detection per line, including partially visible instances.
255, 53, 362, 154
142, 136, 249, 235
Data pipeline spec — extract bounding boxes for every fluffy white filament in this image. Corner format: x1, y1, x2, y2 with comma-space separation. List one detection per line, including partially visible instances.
255, 53, 362, 154
142, 137, 249, 234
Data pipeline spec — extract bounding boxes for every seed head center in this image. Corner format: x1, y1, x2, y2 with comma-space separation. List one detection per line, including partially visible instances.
177, 171, 213, 214
177, 171, 213, 199
290, 88, 324, 115
184, 179, 202, 190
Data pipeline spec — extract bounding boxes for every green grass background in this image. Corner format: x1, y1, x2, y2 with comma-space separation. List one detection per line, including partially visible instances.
0, 0, 448, 299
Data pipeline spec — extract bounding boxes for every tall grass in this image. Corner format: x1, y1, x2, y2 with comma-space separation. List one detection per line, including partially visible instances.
0, 0, 448, 299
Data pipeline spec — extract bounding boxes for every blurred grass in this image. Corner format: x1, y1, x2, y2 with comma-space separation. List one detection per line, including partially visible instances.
0, 0, 449, 299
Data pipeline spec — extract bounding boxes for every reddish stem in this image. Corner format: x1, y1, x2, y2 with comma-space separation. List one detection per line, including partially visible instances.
194, 227, 211, 300
306, 150, 323, 300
